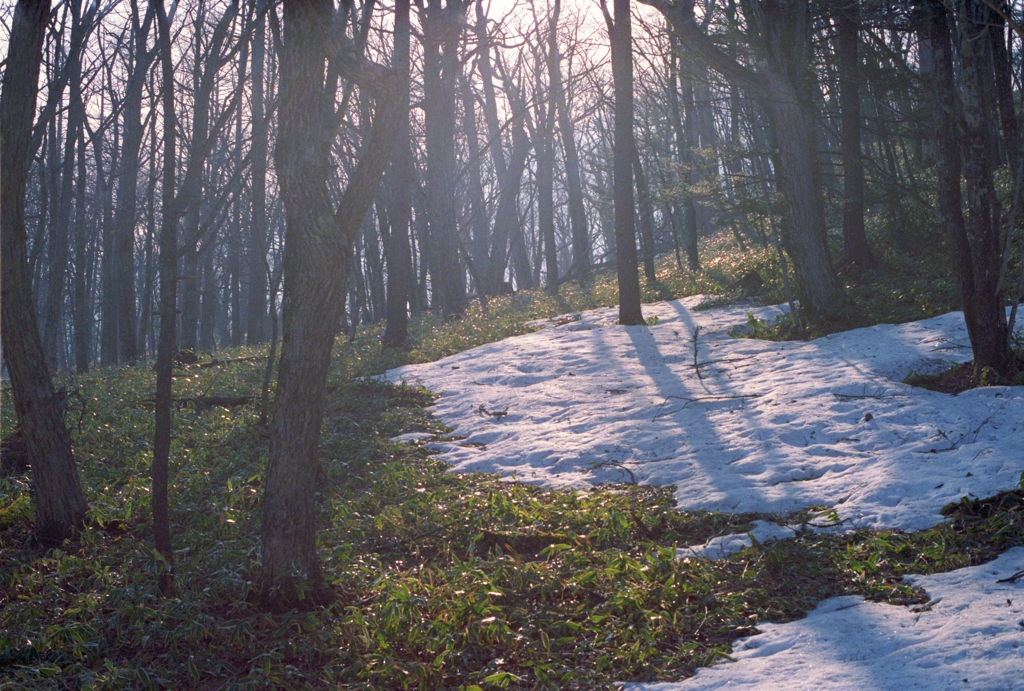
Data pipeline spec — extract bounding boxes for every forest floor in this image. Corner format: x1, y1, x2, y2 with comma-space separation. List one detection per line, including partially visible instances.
2, 232, 1022, 690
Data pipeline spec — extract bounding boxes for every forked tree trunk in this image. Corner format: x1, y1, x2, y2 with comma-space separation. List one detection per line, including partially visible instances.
952, 0, 1011, 377
259, 0, 405, 611
1, 0, 88, 543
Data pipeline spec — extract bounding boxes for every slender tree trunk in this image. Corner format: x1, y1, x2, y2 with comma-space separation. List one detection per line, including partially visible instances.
608, 0, 644, 324
538, 88, 558, 294
247, 11, 269, 345
836, 1, 873, 267
633, 148, 657, 280
383, 0, 412, 346
73, 129, 90, 373
152, 0, 178, 598
1, 0, 88, 543
547, 0, 589, 283
113, 11, 155, 365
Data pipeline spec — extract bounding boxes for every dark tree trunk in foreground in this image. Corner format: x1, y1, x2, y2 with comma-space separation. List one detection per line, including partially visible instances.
152, 0, 178, 598
836, 1, 873, 267
259, 0, 405, 611
1, 0, 88, 543
929, 0, 1015, 378
606, 0, 645, 324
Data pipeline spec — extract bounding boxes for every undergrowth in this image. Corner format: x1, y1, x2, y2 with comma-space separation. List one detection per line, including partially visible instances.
2, 228, 1022, 689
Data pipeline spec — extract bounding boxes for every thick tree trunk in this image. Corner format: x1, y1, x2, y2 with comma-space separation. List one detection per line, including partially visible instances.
259, 0, 405, 611
608, 0, 644, 324
1, 0, 88, 543
836, 1, 873, 267
422, 0, 466, 315
953, 0, 1011, 376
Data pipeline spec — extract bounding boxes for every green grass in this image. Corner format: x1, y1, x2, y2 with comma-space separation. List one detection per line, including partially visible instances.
2, 227, 1020, 689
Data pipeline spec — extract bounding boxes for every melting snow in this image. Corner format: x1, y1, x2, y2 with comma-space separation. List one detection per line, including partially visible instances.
386, 297, 1024, 688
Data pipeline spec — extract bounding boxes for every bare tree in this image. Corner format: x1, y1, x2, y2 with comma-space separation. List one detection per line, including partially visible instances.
1, 0, 88, 543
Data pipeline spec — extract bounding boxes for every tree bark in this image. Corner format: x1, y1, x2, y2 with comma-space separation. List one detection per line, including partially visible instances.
382, 0, 413, 346
836, 1, 873, 267
1, 0, 88, 543
152, 0, 178, 598
421, 0, 467, 315
953, 0, 1012, 376
606, 0, 645, 324
259, 0, 405, 611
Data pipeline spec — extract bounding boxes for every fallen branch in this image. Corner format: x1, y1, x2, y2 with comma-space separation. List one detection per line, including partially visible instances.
653, 394, 762, 420
997, 569, 1024, 584
478, 404, 509, 419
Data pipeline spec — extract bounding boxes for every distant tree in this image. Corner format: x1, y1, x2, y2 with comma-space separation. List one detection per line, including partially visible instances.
1, 0, 88, 543
641, 0, 844, 322
834, 0, 873, 268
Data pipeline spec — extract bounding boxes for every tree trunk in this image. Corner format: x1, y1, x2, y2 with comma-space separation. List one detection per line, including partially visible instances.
422, 0, 466, 315
547, 0, 590, 283
247, 10, 268, 346
259, 0, 405, 611
836, 1, 873, 267
607, 0, 645, 324
633, 148, 657, 280
152, 0, 178, 598
112, 9, 156, 365
1, 0, 88, 543
383, 0, 412, 346
952, 0, 1011, 376
538, 78, 558, 294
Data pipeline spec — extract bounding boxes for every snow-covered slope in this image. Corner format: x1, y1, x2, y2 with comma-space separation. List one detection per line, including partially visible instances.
619, 547, 1024, 691
387, 297, 1023, 532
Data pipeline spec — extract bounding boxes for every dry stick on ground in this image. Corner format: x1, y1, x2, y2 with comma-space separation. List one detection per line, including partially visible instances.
653, 394, 763, 420
692, 326, 703, 380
